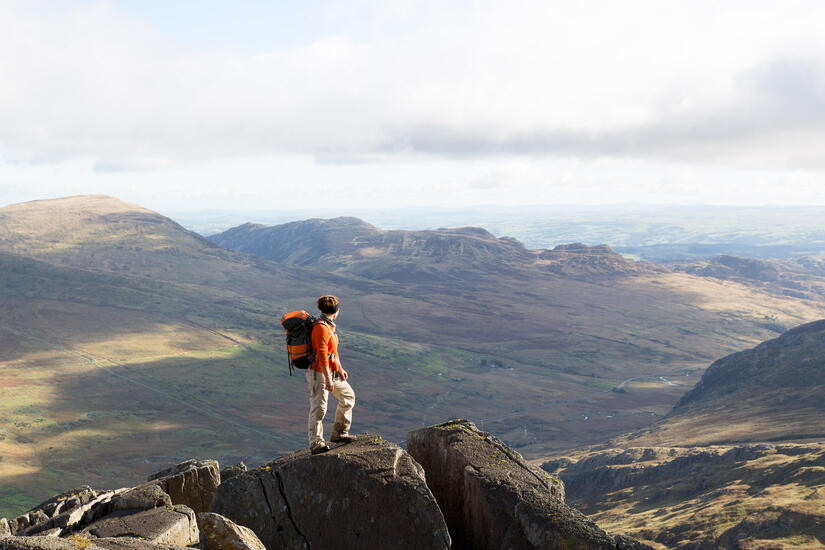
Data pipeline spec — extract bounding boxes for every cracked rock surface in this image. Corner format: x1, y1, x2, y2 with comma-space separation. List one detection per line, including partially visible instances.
408, 420, 651, 550
209, 434, 450, 550
79, 505, 199, 547
143, 460, 220, 515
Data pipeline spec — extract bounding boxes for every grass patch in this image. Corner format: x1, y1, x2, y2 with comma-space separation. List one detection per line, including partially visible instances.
0, 486, 37, 519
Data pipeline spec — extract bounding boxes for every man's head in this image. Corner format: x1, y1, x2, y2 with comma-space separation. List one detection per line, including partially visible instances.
317, 295, 340, 318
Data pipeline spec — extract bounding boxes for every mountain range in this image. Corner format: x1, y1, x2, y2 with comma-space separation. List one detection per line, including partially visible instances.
2, 195, 825, 529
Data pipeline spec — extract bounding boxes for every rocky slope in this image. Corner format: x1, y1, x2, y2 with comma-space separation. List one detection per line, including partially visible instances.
540, 319, 825, 548
543, 442, 825, 549
1, 422, 651, 550
619, 318, 825, 448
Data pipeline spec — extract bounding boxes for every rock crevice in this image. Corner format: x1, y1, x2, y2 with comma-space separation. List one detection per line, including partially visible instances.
272, 472, 308, 549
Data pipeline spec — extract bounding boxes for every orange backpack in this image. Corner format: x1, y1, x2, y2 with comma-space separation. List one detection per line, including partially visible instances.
280, 310, 322, 375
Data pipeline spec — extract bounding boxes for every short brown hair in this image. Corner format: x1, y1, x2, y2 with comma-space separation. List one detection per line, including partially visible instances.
317, 295, 340, 314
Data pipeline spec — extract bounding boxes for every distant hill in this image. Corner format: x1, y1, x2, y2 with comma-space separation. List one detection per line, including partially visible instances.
673, 254, 825, 302
209, 217, 660, 282
175, 204, 825, 261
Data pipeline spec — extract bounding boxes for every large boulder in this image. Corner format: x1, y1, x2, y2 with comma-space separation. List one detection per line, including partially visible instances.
143, 459, 220, 514
210, 434, 450, 550
197, 513, 266, 550
408, 420, 648, 550
78, 506, 199, 547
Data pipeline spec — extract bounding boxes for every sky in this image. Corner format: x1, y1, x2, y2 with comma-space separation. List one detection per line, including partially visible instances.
1, 0, 825, 212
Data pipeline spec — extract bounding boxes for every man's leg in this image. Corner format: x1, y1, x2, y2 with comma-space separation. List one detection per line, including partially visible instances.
306, 369, 329, 450
331, 378, 355, 438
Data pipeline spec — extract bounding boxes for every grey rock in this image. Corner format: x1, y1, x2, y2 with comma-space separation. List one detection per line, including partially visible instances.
210, 434, 450, 550
19, 490, 127, 537
0, 536, 78, 550
9, 487, 98, 534
25, 513, 48, 532
1, 519, 10, 538
79, 505, 198, 547
408, 420, 639, 550
219, 463, 247, 483
92, 538, 190, 550
614, 534, 655, 550
143, 460, 220, 514
197, 513, 266, 550
108, 487, 172, 513
0, 535, 188, 550
7, 516, 30, 536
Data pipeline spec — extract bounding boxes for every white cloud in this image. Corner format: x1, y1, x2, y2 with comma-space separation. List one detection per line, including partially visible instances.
2, 0, 825, 169
1, 1, 825, 210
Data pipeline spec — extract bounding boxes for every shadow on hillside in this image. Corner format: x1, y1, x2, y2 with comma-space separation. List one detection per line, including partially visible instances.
0, 348, 309, 517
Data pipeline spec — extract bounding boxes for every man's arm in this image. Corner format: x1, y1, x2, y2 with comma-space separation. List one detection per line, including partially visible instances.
312, 324, 335, 391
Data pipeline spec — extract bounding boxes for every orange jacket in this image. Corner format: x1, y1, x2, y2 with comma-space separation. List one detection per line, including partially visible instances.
311, 320, 341, 374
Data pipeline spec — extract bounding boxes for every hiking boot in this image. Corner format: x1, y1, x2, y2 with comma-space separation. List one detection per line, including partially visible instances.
330, 434, 357, 443
311, 444, 330, 455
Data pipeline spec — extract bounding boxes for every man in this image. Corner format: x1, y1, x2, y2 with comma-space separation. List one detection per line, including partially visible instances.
307, 294, 356, 454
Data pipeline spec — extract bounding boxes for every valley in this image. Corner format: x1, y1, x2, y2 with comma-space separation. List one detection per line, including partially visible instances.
2, 195, 825, 528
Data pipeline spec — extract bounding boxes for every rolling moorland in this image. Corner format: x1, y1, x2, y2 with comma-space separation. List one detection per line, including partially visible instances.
2, 195, 825, 523
543, 320, 825, 549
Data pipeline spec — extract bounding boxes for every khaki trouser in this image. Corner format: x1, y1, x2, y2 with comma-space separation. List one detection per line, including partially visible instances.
306, 369, 355, 450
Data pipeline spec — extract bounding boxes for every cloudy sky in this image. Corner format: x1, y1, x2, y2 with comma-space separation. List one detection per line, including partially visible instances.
1, 0, 824, 212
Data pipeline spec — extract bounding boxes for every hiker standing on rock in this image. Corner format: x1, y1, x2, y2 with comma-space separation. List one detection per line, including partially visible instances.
308, 295, 356, 454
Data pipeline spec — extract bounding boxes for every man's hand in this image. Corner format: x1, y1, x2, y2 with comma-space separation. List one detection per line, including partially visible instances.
324, 377, 334, 391
340, 369, 348, 381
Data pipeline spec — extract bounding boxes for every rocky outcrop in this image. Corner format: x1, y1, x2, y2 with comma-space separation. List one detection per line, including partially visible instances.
2, 459, 210, 549
545, 442, 825, 548
210, 434, 450, 550
108, 487, 173, 514
17, 490, 130, 537
79, 506, 198, 546
4, 427, 654, 550
6, 487, 99, 535
543, 445, 783, 502
0, 536, 190, 550
197, 513, 265, 550
408, 420, 649, 550
219, 463, 247, 483
143, 460, 220, 514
